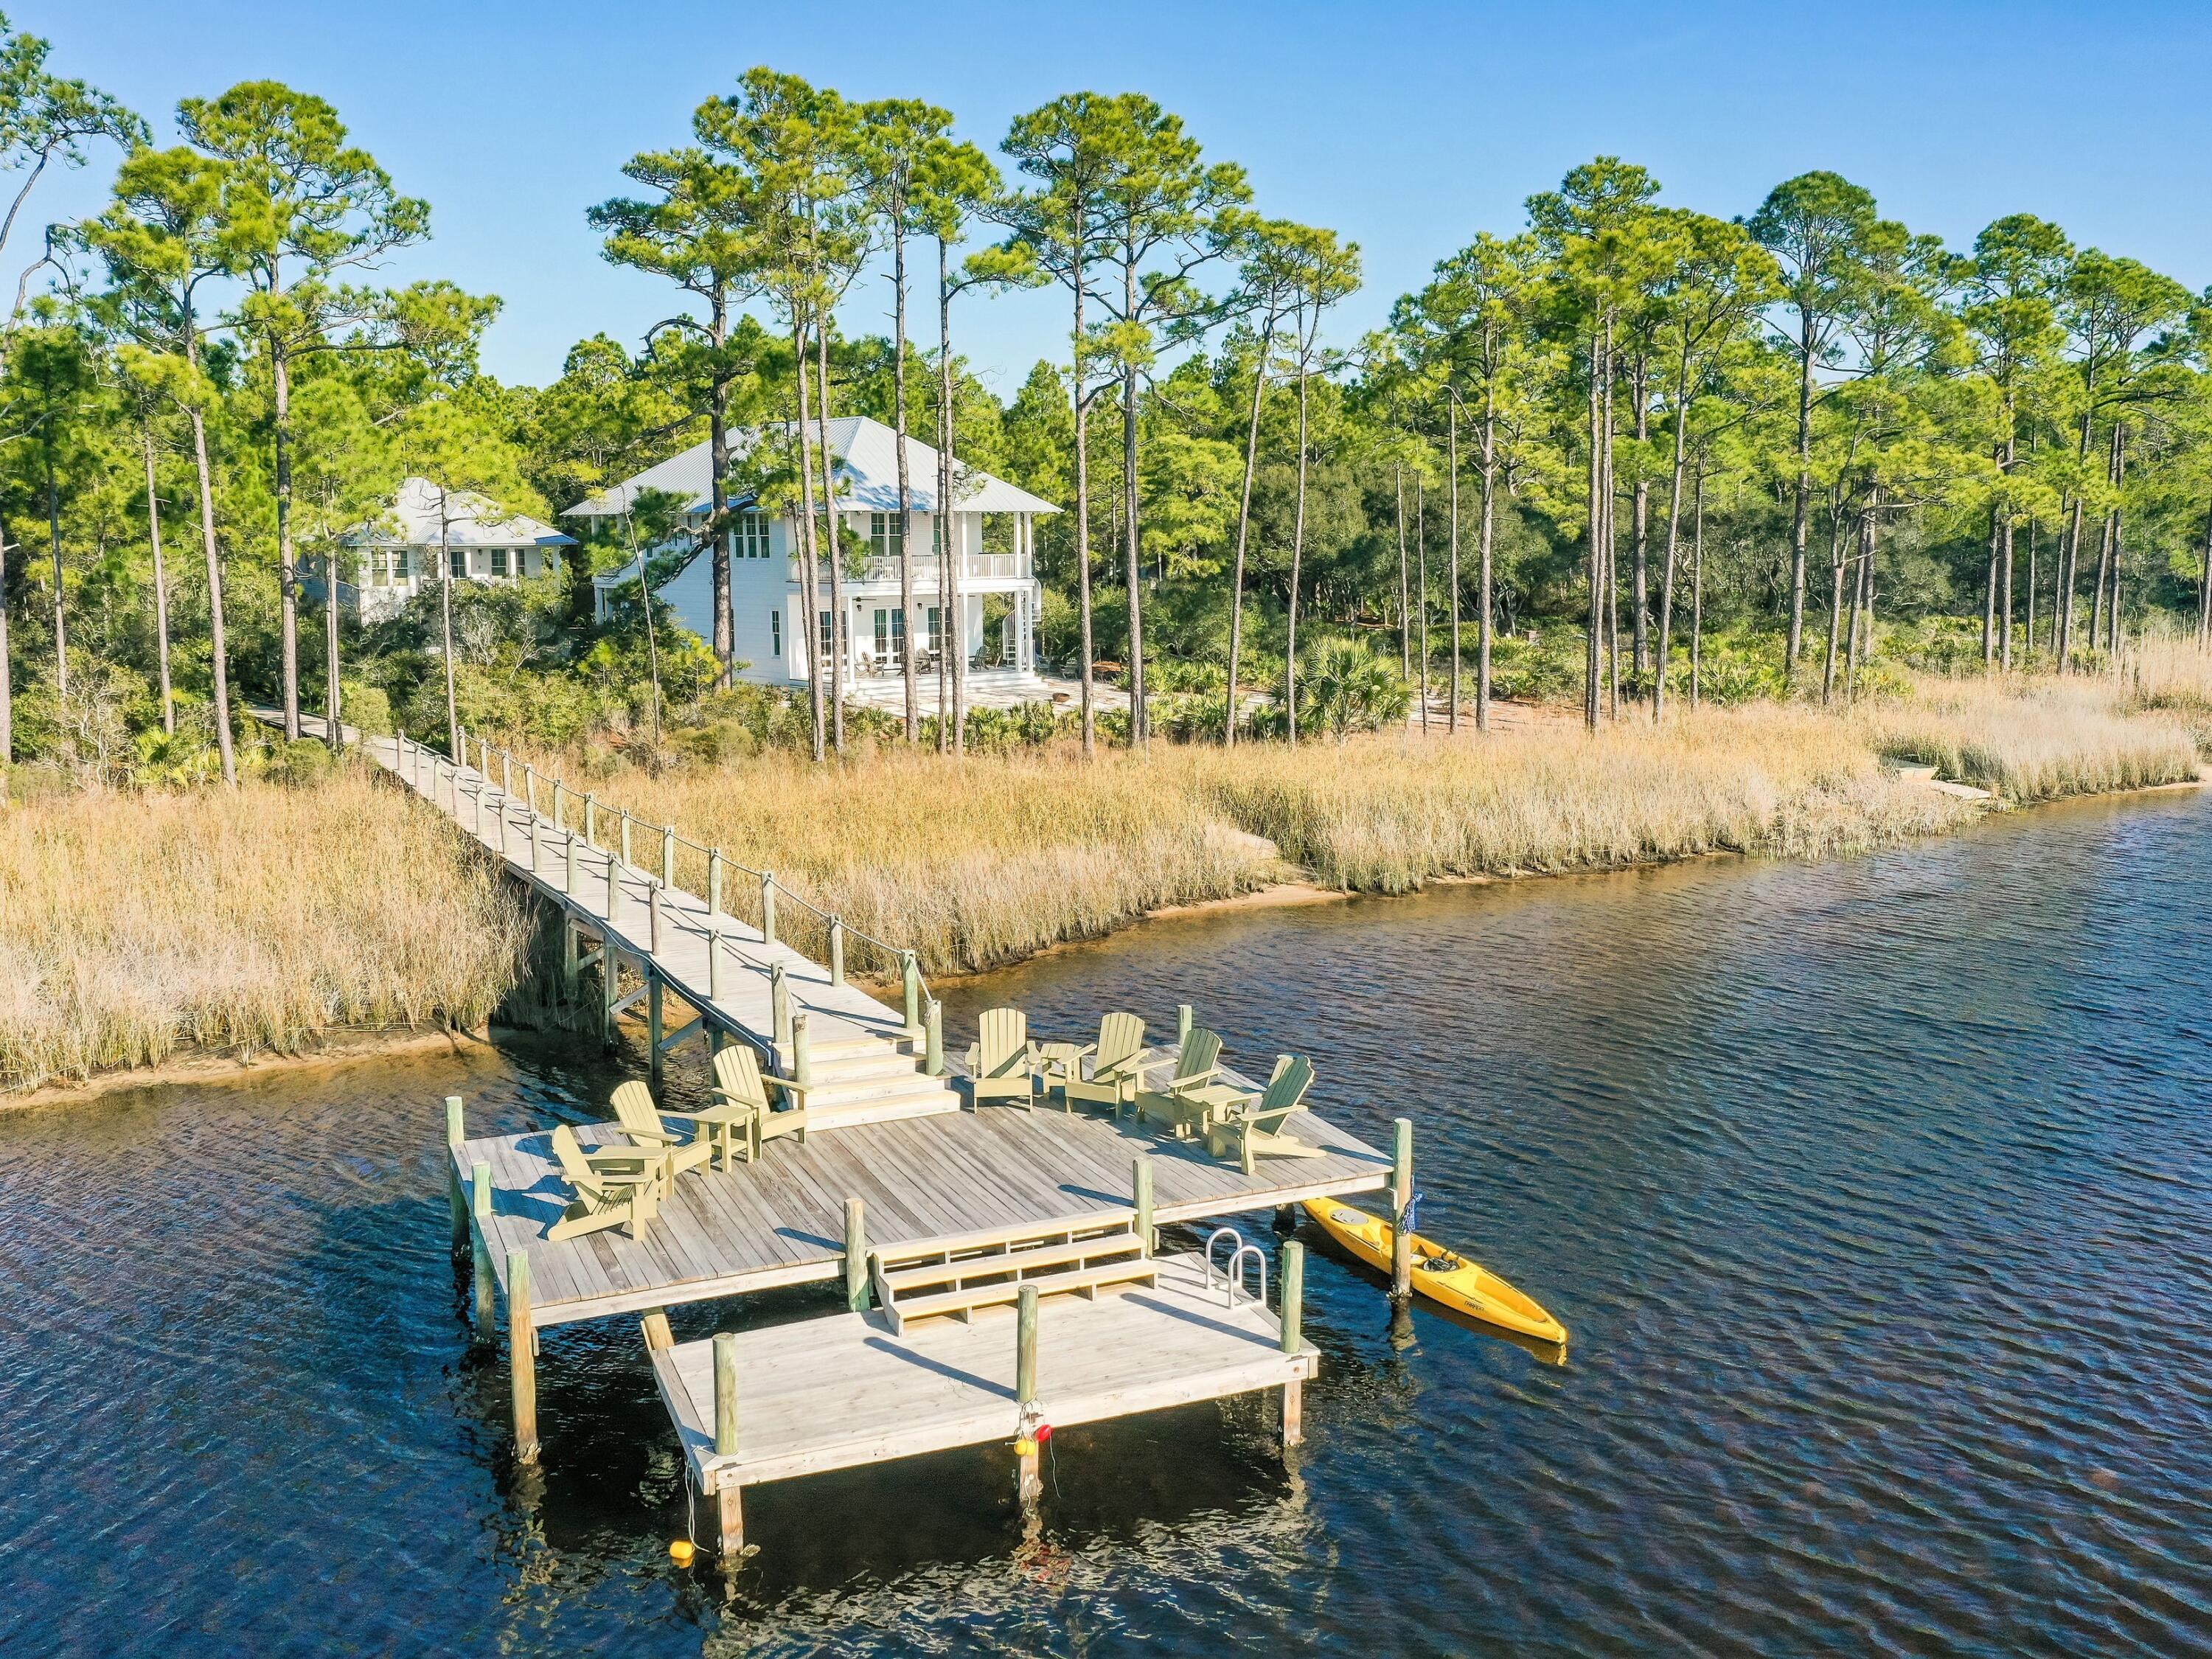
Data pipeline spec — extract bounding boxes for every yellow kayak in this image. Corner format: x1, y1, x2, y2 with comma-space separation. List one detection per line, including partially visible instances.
1303, 1200, 1568, 1349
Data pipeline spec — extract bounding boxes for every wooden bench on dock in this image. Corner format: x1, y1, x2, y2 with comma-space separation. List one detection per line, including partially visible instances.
870, 1211, 1157, 1335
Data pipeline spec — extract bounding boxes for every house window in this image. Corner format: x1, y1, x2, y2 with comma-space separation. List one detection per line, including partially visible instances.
736, 512, 772, 559
449, 548, 467, 579
771, 609, 782, 658
490, 547, 510, 578
366, 552, 386, 587
869, 512, 904, 560
925, 606, 945, 653
394, 548, 411, 582
873, 607, 906, 661
818, 610, 834, 658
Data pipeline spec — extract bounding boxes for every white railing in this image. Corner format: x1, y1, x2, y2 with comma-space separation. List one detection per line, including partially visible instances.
794, 552, 1031, 585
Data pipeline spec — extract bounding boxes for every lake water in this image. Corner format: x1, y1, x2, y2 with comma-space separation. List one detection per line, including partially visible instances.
6, 790, 2212, 1657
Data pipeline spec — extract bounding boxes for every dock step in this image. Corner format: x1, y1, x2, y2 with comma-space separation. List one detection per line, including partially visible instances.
896, 1259, 1158, 1327
871, 1210, 1153, 1335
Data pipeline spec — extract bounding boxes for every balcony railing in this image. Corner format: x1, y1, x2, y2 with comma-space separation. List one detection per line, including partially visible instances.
792, 552, 1031, 584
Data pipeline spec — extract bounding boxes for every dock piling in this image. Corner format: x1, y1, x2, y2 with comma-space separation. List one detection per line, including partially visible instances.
760, 873, 777, 947
508, 1250, 539, 1463
1015, 1284, 1042, 1505
829, 918, 845, 987
529, 813, 541, 874
563, 832, 577, 896
1132, 1156, 1155, 1256
473, 777, 486, 841
844, 1198, 868, 1311
444, 1096, 467, 1253
605, 844, 620, 923
713, 1330, 739, 1455
793, 1012, 812, 1093
584, 792, 597, 849
1279, 1239, 1304, 1355
649, 975, 665, 1088
901, 951, 920, 1040
1390, 1117, 1414, 1303
649, 882, 663, 955
771, 964, 790, 1056
708, 849, 723, 921
924, 998, 944, 1077
661, 826, 675, 888
620, 812, 633, 869
1177, 1004, 1193, 1045
470, 1160, 495, 1332
708, 928, 722, 1002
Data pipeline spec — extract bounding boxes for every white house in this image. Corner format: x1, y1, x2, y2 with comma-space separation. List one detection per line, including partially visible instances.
566, 416, 1059, 704
341, 476, 575, 622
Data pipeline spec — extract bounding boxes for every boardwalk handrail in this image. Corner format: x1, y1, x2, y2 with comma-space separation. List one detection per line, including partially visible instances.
409, 728, 942, 1037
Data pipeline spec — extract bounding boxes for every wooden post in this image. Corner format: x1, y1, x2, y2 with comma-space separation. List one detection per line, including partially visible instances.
771, 963, 790, 1055
1132, 1156, 1154, 1256
501, 751, 512, 795
552, 779, 564, 831
792, 1012, 811, 1094
649, 974, 665, 1089
601, 940, 619, 1051
901, 950, 921, 1037
844, 1197, 868, 1312
829, 918, 845, 987
562, 917, 580, 999
473, 776, 486, 841
563, 832, 577, 896
529, 813, 540, 874
445, 1096, 467, 1254
760, 872, 777, 947
1177, 1004, 1193, 1045
661, 826, 675, 888
714, 1329, 739, 1455
1390, 1116, 1414, 1303
605, 844, 621, 925
650, 882, 663, 955
717, 1484, 744, 1558
470, 1160, 495, 1332
620, 812, 633, 868
525, 763, 538, 815
708, 848, 724, 920
584, 792, 597, 849
1015, 1284, 1042, 1506
1282, 1378, 1304, 1449
708, 928, 722, 1004
508, 1249, 538, 1463
925, 998, 944, 1077
1280, 1239, 1305, 1355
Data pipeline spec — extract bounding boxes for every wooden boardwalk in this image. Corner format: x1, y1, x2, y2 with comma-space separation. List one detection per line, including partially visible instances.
650, 1251, 1314, 1493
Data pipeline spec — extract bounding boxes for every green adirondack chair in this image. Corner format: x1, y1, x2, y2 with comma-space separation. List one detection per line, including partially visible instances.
964, 1007, 1037, 1109
608, 1080, 716, 1178
547, 1122, 664, 1242
1205, 1054, 1324, 1174
1060, 1012, 1148, 1117
1135, 1026, 1228, 1139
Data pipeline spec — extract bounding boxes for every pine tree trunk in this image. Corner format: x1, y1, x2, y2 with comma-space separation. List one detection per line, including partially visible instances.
1121, 246, 1145, 750
1417, 473, 1430, 730
45, 446, 65, 700
2197, 504, 2212, 650
1285, 364, 1310, 748
1601, 326, 1619, 721
816, 324, 847, 755
1397, 466, 1411, 685
1631, 352, 1649, 676
142, 422, 174, 735
188, 403, 234, 785
1585, 327, 1601, 730
1653, 333, 1690, 726
2106, 425, 2127, 658
1477, 372, 1496, 733
1786, 311, 1815, 679
1981, 501, 2000, 668
274, 341, 299, 740
1070, 215, 1094, 757
1225, 321, 1270, 748
0, 518, 13, 765
891, 226, 918, 743
709, 294, 734, 691
439, 502, 459, 760
1447, 396, 1461, 731
792, 316, 826, 762
1690, 465, 1705, 710
1823, 504, 1846, 705
939, 238, 964, 754
324, 524, 342, 749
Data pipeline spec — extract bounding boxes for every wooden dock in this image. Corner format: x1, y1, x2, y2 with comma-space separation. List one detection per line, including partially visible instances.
338, 721, 1416, 1557
647, 1251, 1315, 1549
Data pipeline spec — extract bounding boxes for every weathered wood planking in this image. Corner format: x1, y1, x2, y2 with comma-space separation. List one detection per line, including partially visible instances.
650, 1253, 1316, 1491
456, 1088, 1391, 1327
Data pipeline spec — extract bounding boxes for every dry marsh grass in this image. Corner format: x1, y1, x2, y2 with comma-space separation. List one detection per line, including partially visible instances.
0, 771, 525, 1092
1878, 675, 2200, 802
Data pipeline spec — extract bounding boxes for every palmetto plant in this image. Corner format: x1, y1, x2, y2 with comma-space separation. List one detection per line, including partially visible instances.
1306, 639, 1411, 742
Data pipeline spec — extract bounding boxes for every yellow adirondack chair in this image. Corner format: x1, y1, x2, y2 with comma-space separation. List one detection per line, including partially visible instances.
1135, 1026, 1228, 1139
662, 1044, 811, 1164
1060, 1012, 1148, 1117
547, 1122, 665, 1242
1205, 1054, 1324, 1174
964, 1007, 1037, 1109
609, 1080, 716, 1178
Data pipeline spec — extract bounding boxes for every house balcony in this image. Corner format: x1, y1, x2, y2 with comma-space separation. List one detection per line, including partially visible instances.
790, 552, 1032, 587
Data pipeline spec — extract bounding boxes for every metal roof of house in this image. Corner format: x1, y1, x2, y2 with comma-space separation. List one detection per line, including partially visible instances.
350, 477, 574, 547
563, 415, 1060, 520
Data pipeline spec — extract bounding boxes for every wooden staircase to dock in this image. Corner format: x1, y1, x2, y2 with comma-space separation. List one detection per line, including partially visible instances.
786, 1029, 961, 1132
870, 1211, 1158, 1335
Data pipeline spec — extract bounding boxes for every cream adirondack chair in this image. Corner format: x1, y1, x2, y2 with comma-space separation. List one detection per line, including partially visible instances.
965, 1008, 1037, 1109
661, 1043, 811, 1164
1205, 1054, 1323, 1174
547, 1122, 665, 1242
1136, 1026, 1228, 1140
1060, 1012, 1148, 1117
609, 1080, 715, 1178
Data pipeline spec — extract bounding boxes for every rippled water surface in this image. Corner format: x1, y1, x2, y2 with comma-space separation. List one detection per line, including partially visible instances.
6, 790, 2212, 1657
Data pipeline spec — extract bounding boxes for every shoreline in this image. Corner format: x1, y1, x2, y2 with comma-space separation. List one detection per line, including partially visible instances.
15, 771, 2202, 1107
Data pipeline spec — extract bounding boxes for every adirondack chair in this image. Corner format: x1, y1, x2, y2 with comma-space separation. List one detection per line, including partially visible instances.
964, 1007, 1037, 1109
608, 1080, 715, 1178
1135, 1026, 1228, 1140
1059, 1012, 1148, 1117
1205, 1054, 1324, 1174
664, 1043, 811, 1164
547, 1122, 665, 1242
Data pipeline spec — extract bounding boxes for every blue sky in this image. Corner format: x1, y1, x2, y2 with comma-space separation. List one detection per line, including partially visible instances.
31, 1, 2212, 397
